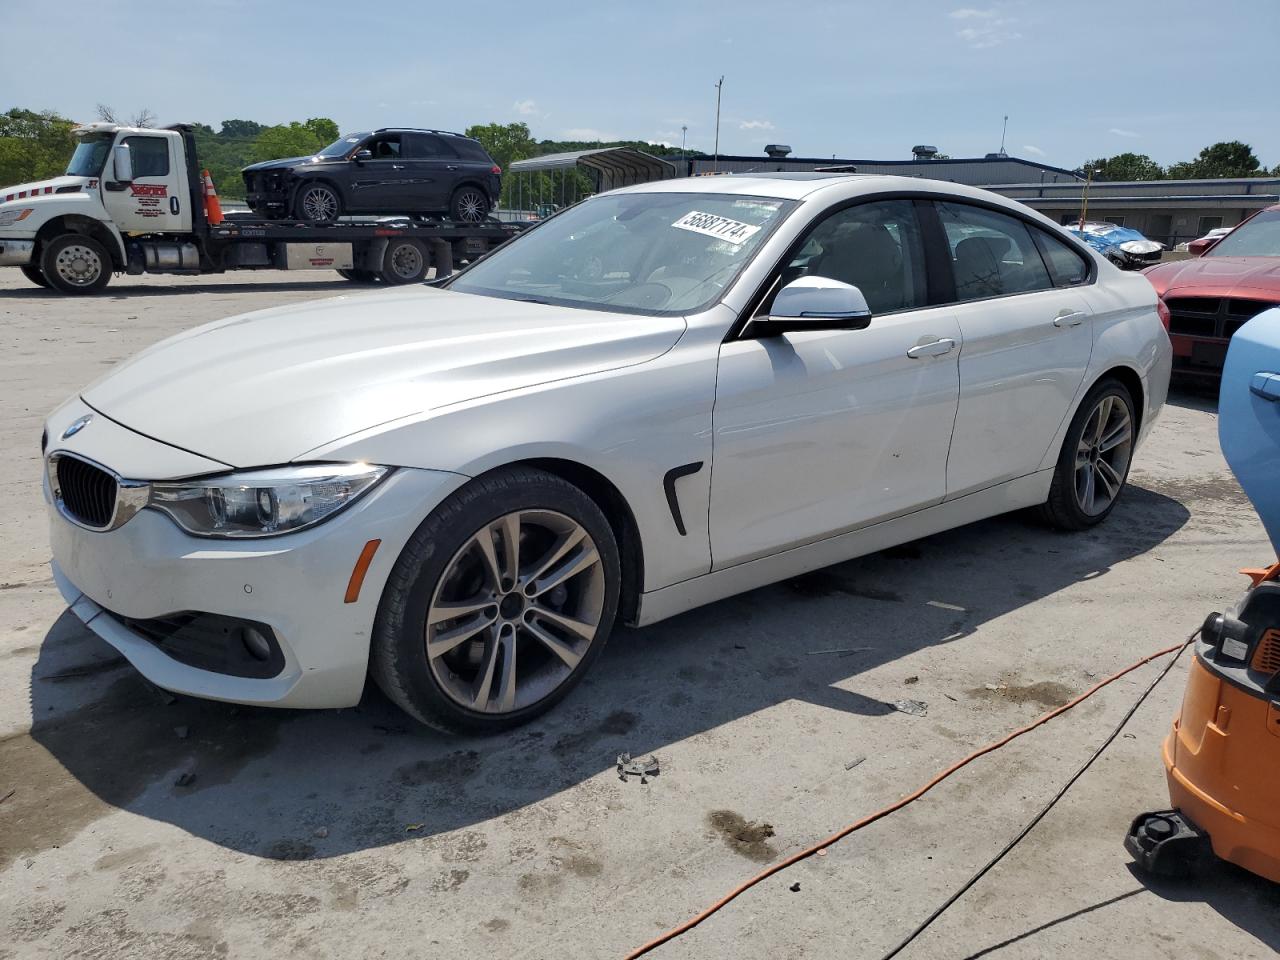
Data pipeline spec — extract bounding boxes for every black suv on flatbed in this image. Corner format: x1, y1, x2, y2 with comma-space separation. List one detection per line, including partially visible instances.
243, 128, 502, 223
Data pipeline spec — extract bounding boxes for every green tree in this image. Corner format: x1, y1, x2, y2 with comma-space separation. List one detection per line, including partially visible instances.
304, 117, 340, 145
1083, 152, 1164, 181
1167, 141, 1263, 179
218, 119, 265, 141
249, 122, 325, 163
465, 122, 537, 173
0, 107, 77, 187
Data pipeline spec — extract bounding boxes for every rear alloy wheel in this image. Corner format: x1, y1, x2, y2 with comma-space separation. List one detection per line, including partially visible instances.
40, 234, 112, 294
21, 264, 50, 288
372, 467, 620, 733
380, 239, 429, 284
1041, 378, 1135, 530
450, 186, 490, 223
294, 183, 341, 223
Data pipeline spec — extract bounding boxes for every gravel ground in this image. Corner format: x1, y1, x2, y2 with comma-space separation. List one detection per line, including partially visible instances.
1, 270, 1277, 960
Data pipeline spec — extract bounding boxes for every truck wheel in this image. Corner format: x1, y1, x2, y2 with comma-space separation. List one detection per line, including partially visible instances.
381, 239, 429, 284
41, 235, 112, 294
294, 183, 342, 223
450, 186, 490, 223
21, 265, 50, 288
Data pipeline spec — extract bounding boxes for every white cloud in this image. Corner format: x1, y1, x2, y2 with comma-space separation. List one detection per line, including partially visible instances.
1022, 144, 1045, 156
1109, 127, 1140, 138
513, 99, 539, 116
950, 6, 1020, 47
563, 127, 617, 142
738, 119, 775, 131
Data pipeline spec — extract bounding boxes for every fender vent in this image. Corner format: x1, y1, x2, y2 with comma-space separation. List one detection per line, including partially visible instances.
1251, 628, 1280, 676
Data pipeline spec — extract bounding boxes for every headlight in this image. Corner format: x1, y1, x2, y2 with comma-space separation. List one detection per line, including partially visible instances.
0, 207, 33, 227
149, 463, 389, 538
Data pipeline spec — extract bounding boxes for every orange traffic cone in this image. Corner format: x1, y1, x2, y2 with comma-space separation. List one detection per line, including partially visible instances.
201, 169, 224, 225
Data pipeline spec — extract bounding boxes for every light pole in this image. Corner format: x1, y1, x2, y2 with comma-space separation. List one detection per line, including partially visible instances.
681, 124, 687, 175
713, 76, 724, 172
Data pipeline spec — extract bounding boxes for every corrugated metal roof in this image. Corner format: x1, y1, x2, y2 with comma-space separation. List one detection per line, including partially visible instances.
508, 148, 676, 191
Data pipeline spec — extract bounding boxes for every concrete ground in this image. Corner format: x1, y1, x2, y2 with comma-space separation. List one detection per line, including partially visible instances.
1, 270, 1277, 960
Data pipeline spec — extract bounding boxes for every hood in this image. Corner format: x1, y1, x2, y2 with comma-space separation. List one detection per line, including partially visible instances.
1, 175, 90, 203
241, 156, 320, 173
81, 287, 687, 469
1143, 256, 1280, 299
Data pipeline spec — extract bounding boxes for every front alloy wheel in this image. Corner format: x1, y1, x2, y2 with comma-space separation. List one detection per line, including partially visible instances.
372, 467, 620, 732
295, 183, 340, 222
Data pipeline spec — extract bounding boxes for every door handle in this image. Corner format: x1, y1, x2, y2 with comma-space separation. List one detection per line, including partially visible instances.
1251, 372, 1280, 401
906, 338, 956, 359
446, 165, 459, 171
391, 164, 405, 170
1053, 311, 1088, 327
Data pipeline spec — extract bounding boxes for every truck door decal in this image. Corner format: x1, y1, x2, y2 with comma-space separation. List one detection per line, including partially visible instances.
129, 182, 169, 219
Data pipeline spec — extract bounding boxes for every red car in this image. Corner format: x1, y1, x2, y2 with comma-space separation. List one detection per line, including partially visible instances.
1143, 203, 1280, 379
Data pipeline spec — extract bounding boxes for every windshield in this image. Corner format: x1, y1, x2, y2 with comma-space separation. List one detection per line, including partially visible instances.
448, 192, 794, 316
65, 134, 113, 177
1207, 210, 1280, 258
318, 134, 366, 158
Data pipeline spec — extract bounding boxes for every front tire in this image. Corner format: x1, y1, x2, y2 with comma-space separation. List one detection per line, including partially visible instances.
450, 185, 490, 223
40, 235, 112, 294
293, 182, 342, 223
21, 264, 50, 288
1041, 378, 1136, 530
371, 467, 621, 734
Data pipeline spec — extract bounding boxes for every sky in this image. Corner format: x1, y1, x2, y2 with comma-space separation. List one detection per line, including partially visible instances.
3, 0, 1278, 169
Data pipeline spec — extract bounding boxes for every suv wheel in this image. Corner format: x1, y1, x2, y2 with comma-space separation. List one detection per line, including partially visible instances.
371, 467, 620, 733
294, 183, 342, 223
450, 186, 490, 223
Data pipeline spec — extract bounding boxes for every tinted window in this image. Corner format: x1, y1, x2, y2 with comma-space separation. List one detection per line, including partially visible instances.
124, 136, 169, 178
450, 138, 492, 163
779, 199, 926, 314
403, 133, 456, 159
936, 201, 1052, 301
1035, 229, 1090, 286
1206, 210, 1280, 258
365, 135, 401, 159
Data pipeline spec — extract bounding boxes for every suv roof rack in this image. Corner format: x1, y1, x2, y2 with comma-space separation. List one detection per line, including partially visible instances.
373, 127, 471, 139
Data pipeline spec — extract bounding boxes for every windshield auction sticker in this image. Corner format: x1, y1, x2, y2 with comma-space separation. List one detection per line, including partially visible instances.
671, 211, 762, 245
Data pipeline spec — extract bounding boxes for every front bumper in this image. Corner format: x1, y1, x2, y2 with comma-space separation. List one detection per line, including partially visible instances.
45, 418, 466, 709
0, 239, 35, 266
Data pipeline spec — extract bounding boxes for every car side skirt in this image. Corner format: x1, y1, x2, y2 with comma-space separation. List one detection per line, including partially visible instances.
635, 469, 1054, 626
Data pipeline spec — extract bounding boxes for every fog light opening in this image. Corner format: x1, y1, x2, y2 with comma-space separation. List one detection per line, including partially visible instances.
241, 625, 273, 662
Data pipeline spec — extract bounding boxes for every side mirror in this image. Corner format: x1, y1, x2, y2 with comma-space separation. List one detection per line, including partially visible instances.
353, 149, 373, 162
752, 276, 872, 336
1187, 237, 1219, 257
112, 143, 133, 183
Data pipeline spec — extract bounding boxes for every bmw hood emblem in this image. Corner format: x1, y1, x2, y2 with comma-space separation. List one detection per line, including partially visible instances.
61, 415, 92, 439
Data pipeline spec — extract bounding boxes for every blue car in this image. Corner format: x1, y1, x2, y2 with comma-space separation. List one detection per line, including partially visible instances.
1065, 221, 1164, 269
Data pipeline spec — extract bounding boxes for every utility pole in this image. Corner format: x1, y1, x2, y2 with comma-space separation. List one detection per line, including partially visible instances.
681, 124, 688, 175
1079, 166, 1096, 230
999, 114, 1008, 156
713, 76, 724, 172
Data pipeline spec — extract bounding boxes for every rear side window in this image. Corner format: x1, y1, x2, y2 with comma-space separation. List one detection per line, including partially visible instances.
1035, 229, 1090, 286
404, 134, 457, 159
450, 138, 493, 163
123, 136, 169, 178
935, 201, 1053, 301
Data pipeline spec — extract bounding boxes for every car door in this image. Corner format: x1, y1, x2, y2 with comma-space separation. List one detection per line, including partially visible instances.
930, 200, 1095, 498
710, 198, 962, 568
400, 133, 458, 213
101, 133, 188, 233
347, 134, 409, 212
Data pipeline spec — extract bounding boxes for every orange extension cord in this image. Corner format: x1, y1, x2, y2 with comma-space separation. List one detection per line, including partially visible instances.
623, 638, 1193, 959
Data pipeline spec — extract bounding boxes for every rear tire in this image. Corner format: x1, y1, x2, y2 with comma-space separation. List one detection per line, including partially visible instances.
1040, 377, 1136, 530
40, 235, 112, 294
371, 467, 621, 734
380, 239, 429, 284
21, 265, 50, 288
450, 185, 490, 223
293, 182, 342, 223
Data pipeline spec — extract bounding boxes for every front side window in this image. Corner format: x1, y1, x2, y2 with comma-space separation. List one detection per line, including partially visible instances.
449, 192, 793, 316
65, 134, 113, 177
777, 199, 927, 314
1205, 210, 1280, 258
936, 201, 1053, 301
123, 136, 170, 178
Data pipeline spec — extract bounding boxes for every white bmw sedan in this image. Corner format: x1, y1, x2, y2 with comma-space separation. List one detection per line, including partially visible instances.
44, 174, 1172, 732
